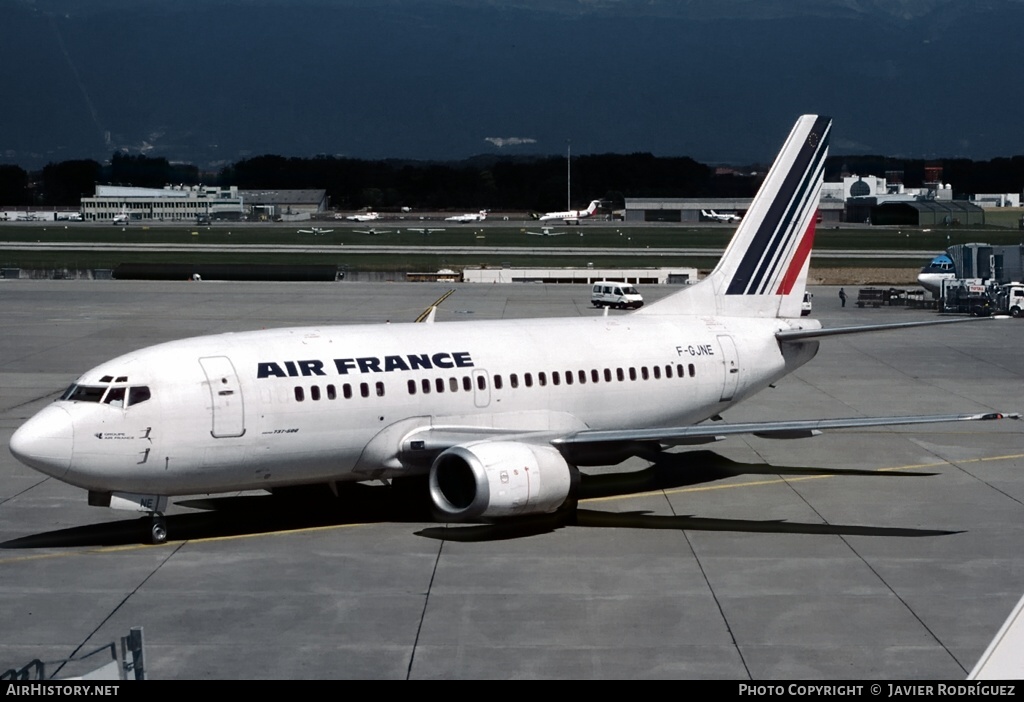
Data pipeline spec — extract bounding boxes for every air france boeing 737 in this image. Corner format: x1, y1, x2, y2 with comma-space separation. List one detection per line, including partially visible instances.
9, 115, 1017, 544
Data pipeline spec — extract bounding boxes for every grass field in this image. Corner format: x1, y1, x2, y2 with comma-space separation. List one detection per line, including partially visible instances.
1, 216, 1021, 272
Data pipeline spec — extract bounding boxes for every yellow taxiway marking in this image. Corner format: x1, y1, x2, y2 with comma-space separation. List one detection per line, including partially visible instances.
3, 452, 1022, 560
414, 289, 455, 322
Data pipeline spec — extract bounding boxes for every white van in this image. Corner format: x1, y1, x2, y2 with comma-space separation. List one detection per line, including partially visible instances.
591, 281, 644, 309
801, 291, 813, 316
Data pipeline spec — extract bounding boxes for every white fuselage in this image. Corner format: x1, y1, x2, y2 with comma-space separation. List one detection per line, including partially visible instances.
15, 313, 817, 497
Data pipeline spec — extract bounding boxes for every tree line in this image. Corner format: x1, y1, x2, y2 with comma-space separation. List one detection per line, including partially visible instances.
2, 152, 1023, 210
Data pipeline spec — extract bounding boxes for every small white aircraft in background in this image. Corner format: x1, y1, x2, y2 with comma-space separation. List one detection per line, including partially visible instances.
345, 211, 380, 222
445, 210, 488, 223
525, 226, 566, 237
701, 209, 742, 223
10, 114, 1019, 545
297, 227, 334, 235
536, 199, 601, 224
353, 228, 392, 236
407, 227, 446, 235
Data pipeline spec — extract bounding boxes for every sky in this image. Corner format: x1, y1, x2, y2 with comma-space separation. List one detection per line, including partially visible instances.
2, 0, 1023, 170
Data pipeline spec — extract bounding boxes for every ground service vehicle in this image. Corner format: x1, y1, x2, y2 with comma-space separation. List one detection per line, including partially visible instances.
591, 281, 644, 309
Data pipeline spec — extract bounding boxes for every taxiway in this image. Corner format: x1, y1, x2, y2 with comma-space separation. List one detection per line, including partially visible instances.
1, 279, 1021, 680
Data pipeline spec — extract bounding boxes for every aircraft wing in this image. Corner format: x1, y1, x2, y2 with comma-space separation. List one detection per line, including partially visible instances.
551, 412, 1018, 464
396, 412, 1018, 469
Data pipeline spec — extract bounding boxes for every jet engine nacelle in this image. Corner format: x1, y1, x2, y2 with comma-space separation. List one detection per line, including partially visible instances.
428, 441, 578, 521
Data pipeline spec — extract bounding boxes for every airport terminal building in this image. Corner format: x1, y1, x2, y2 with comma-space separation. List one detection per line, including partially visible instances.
80, 185, 328, 223
81, 184, 245, 223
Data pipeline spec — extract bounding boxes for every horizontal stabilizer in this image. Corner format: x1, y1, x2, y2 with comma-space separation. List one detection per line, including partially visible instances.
777, 315, 1012, 343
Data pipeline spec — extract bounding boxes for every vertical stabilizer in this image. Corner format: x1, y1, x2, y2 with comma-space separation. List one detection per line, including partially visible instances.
638, 114, 831, 318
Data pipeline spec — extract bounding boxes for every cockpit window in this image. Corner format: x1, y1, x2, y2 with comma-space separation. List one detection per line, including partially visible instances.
60, 383, 152, 407
61, 385, 107, 402
128, 386, 151, 406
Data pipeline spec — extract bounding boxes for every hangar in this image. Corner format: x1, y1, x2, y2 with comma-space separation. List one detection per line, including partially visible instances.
846, 198, 985, 226
241, 189, 328, 221
623, 197, 846, 224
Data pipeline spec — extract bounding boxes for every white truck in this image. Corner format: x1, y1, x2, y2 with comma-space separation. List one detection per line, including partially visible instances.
591, 281, 644, 310
995, 283, 1024, 317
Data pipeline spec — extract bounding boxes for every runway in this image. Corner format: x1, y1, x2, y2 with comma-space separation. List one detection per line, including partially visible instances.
1, 279, 1022, 680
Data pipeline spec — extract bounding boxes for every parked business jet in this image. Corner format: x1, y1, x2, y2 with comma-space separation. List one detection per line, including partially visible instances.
10, 115, 1017, 545
445, 210, 488, 223
701, 209, 742, 223
346, 211, 380, 222
535, 199, 601, 224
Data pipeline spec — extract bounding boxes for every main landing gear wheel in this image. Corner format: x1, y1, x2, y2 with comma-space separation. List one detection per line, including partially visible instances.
150, 515, 168, 544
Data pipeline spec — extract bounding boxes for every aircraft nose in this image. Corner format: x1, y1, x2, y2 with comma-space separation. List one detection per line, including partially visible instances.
9, 404, 74, 478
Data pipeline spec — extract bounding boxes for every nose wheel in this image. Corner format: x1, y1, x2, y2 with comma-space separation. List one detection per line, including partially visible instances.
150, 514, 168, 544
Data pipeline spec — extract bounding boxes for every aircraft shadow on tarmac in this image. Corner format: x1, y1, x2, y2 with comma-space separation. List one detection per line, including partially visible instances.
1, 450, 958, 549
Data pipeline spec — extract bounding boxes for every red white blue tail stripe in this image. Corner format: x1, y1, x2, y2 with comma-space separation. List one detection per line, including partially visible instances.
723, 115, 830, 296
637, 115, 831, 319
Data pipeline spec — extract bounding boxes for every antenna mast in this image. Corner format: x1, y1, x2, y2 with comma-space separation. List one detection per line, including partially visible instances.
566, 140, 572, 211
